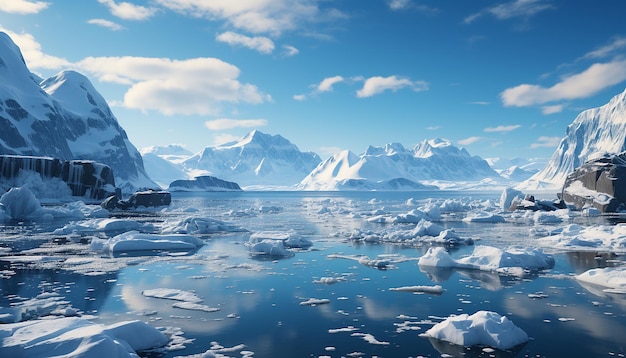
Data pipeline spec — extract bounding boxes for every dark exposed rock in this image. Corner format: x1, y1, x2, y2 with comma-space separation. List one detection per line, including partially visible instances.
508, 194, 566, 212
561, 152, 626, 213
0, 155, 117, 199
101, 190, 171, 210
168, 176, 242, 191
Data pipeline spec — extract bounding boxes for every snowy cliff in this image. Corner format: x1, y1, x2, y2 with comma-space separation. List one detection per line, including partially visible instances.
181, 130, 322, 188
519, 88, 626, 191
0, 32, 156, 193
297, 139, 499, 190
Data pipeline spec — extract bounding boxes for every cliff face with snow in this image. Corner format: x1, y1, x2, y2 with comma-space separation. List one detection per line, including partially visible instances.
297, 139, 499, 190
519, 88, 626, 191
181, 130, 322, 188
0, 32, 156, 193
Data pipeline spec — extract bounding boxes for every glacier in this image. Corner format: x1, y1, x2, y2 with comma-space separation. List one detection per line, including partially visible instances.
519, 88, 626, 191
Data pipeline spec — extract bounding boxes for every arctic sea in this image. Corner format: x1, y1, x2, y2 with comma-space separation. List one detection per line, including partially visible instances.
2, 190, 626, 357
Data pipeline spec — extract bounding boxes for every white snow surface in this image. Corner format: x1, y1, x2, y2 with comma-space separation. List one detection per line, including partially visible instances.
0, 317, 168, 357
422, 310, 528, 349
418, 246, 555, 275
297, 139, 501, 191
537, 224, 626, 252
576, 267, 626, 293
90, 230, 204, 253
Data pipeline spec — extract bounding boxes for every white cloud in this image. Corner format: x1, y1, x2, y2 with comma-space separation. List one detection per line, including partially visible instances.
388, 0, 412, 10
87, 18, 125, 31
282, 45, 299, 57
204, 118, 268, 130
501, 60, 626, 107
541, 104, 564, 114
458, 136, 482, 145
356, 75, 428, 98
469, 101, 490, 105
484, 124, 522, 133
98, 0, 158, 21
0, 0, 49, 14
582, 36, 626, 60
530, 136, 561, 148
465, 0, 554, 24
216, 31, 275, 54
293, 94, 307, 101
154, 0, 330, 35
317, 75, 344, 92
0, 27, 70, 70
426, 126, 440, 130
77, 56, 270, 116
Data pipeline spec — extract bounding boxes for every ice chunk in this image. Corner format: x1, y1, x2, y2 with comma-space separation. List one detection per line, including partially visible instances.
576, 267, 626, 293
142, 288, 203, 303
463, 211, 505, 223
90, 231, 203, 252
161, 216, 244, 234
0, 317, 168, 357
500, 187, 524, 211
418, 246, 554, 275
537, 224, 626, 252
0, 187, 42, 220
422, 310, 528, 349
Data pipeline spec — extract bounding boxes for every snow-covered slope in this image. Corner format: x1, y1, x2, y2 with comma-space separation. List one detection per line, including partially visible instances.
0, 32, 156, 193
519, 88, 626, 191
297, 139, 500, 190
181, 130, 322, 188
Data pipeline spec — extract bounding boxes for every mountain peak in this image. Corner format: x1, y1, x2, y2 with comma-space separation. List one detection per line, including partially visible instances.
519, 87, 626, 191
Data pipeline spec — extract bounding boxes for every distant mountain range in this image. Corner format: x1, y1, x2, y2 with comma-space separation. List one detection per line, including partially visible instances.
518, 88, 626, 191
3, 30, 626, 193
0, 32, 155, 193
297, 139, 500, 190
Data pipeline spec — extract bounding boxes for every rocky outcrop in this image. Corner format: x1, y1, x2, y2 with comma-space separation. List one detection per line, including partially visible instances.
0, 155, 117, 199
168, 176, 241, 191
101, 190, 171, 210
561, 152, 626, 213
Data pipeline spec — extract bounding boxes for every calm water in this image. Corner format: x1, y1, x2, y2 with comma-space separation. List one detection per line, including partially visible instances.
2, 191, 626, 357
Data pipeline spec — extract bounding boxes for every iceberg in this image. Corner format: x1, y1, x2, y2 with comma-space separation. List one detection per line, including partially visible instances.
422, 310, 528, 349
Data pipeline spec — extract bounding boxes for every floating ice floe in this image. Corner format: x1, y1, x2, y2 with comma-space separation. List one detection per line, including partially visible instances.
142, 288, 203, 303
0, 186, 107, 222
54, 218, 153, 236
245, 230, 312, 257
576, 267, 626, 293
537, 224, 626, 252
90, 231, 204, 253
161, 216, 244, 235
348, 219, 473, 246
327, 254, 393, 269
418, 245, 555, 276
0, 317, 168, 357
421, 310, 528, 350
462, 211, 505, 223
389, 285, 443, 294
0, 292, 73, 324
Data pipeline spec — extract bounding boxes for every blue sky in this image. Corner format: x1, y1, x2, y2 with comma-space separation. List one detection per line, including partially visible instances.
1, 0, 626, 161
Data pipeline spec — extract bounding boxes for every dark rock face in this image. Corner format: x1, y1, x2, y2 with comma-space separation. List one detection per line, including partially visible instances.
168, 176, 242, 191
561, 153, 626, 212
101, 190, 171, 210
508, 194, 566, 212
0, 155, 117, 199
0, 155, 116, 200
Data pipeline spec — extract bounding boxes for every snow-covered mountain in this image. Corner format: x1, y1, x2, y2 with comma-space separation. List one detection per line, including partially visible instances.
0, 32, 156, 193
297, 139, 499, 190
180, 130, 322, 188
518, 88, 626, 191
485, 157, 546, 182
